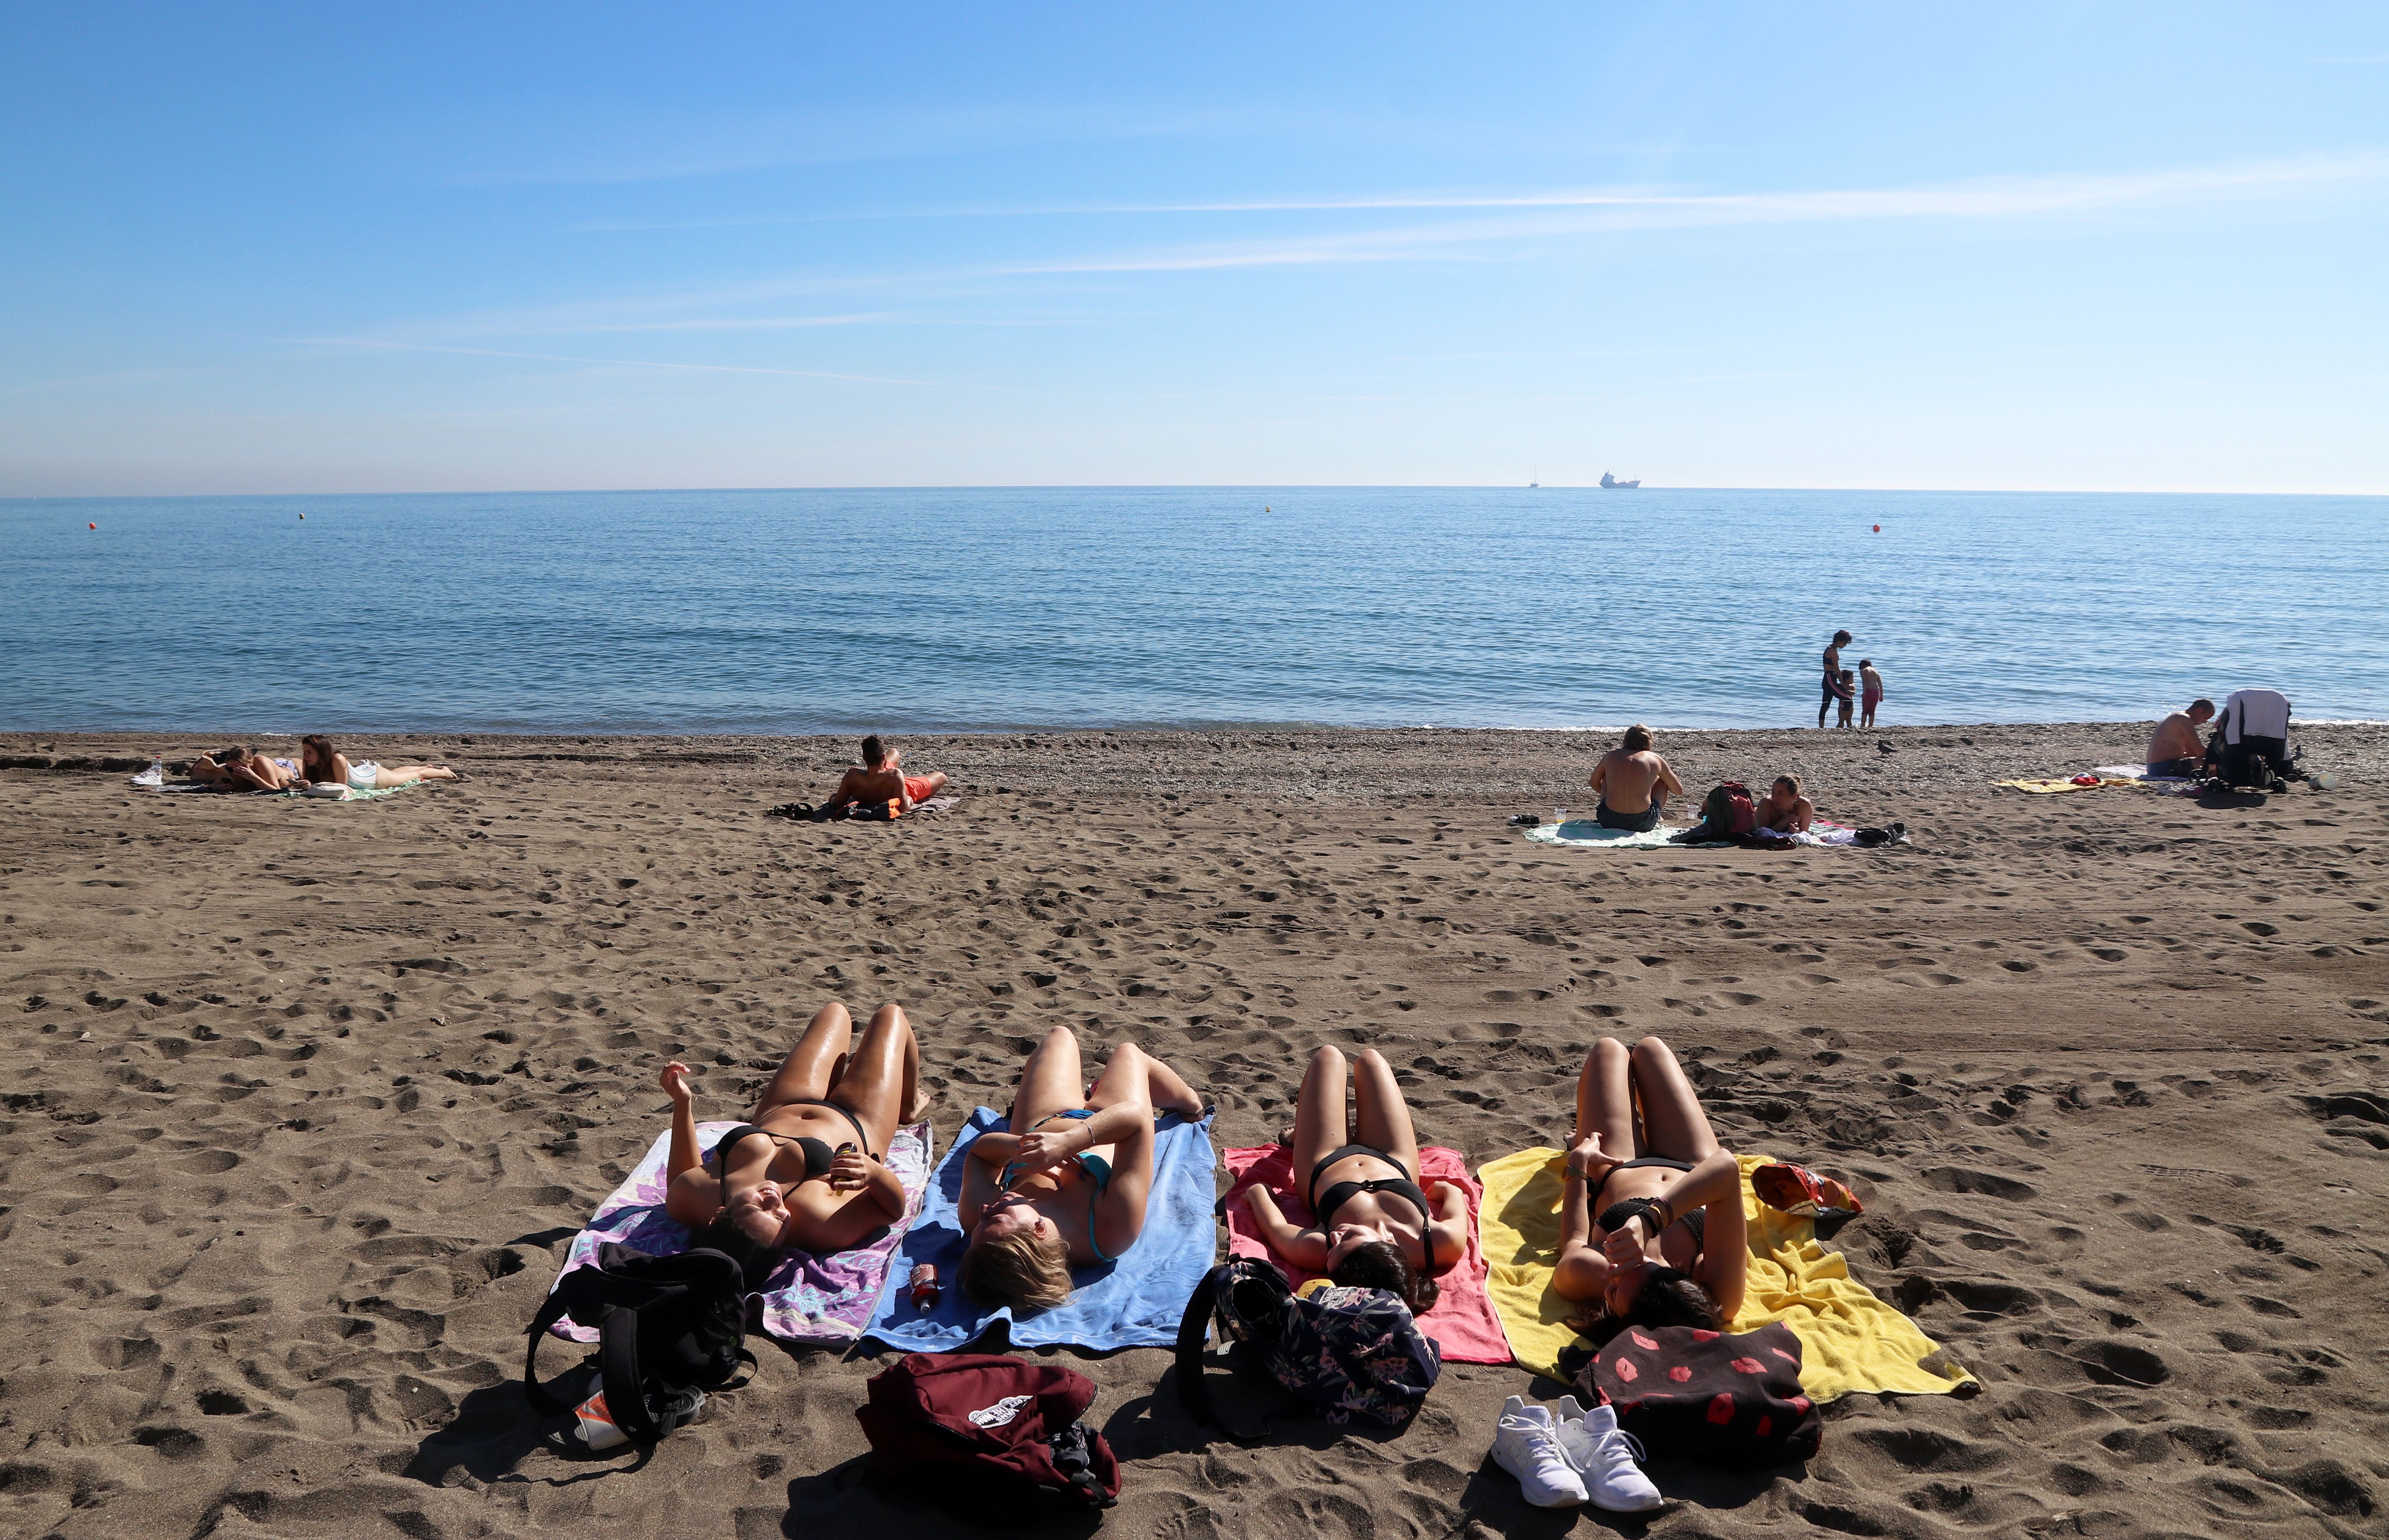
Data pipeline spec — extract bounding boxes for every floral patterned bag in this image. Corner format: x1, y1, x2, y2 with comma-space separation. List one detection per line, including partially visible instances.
1174, 1258, 1441, 1433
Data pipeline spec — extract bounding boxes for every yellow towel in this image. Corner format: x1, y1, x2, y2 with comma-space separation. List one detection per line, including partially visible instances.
1994, 776, 2144, 794
1477, 1148, 1974, 1402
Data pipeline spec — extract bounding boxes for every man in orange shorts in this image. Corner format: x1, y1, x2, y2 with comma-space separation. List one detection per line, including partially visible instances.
821, 735, 948, 816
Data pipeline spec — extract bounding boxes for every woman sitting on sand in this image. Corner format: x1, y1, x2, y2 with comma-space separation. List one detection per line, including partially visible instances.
1553, 1034, 1748, 1337
1236, 1044, 1469, 1314
298, 736, 459, 791
659, 1002, 926, 1280
957, 1026, 1204, 1313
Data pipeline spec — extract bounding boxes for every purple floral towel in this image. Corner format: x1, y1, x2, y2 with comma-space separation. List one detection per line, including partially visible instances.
548, 1117, 934, 1345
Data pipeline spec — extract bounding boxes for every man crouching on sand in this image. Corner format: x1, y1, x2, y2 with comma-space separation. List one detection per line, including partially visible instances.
1589, 724, 1683, 833
821, 735, 948, 816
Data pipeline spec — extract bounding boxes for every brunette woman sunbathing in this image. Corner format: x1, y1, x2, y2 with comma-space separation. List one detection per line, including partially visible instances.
1553, 1034, 1748, 1338
957, 1025, 1204, 1313
1237, 1044, 1468, 1314
660, 1002, 925, 1282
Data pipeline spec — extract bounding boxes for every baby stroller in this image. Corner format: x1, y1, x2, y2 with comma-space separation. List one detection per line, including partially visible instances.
2208, 689, 2297, 790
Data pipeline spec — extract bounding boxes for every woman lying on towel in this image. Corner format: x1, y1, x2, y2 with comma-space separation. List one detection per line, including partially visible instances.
660, 1001, 925, 1282
1553, 1034, 1748, 1339
958, 1026, 1205, 1313
299, 735, 459, 791
1237, 1045, 1468, 1314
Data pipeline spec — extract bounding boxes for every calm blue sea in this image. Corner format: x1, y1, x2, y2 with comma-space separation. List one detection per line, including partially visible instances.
2, 488, 2382, 734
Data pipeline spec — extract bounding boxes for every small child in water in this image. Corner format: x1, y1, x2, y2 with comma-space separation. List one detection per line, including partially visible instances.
1835, 669, 1857, 728
1859, 660, 1884, 728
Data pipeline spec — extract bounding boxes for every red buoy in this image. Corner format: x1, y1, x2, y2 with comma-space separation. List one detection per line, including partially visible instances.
88, 522, 96, 530
1872, 524, 1880, 532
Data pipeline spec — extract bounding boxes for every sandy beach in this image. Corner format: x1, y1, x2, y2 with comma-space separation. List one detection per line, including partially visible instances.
4, 720, 2386, 1540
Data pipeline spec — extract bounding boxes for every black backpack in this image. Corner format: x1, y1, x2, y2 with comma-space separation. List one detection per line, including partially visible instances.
1174, 1258, 1441, 1438
525, 1242, 757, 1445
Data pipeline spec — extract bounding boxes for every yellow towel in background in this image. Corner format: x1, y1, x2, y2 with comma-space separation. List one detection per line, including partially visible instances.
1995, 776, 2144, 794
1476, 1149, 1974, 1401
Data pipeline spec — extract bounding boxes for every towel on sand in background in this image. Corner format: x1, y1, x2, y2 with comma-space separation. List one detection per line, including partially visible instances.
1995, 775, 2153, 795
549, 1118, 934, 1345
1477, 1148, 1974, 1400
864, 1105, 1216, 1353
1523, 819, 1685, 849
1220, 1144, 1513, 1364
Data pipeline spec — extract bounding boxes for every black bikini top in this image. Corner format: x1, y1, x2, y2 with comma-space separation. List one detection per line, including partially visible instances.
714, 1124, 831, 1209
1309, 1144, 1439, 1272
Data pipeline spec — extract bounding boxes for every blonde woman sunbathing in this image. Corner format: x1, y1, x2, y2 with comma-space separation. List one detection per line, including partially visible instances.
660, 1002, 925, 1280
957, 1026, 1204, 1313
1553, 1034, 1748, 1340
1237, 1044, 1466, 1314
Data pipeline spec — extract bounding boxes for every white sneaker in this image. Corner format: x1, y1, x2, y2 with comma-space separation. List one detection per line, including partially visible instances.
1553, 1395, 1663, 1512
1491, 1395, 1588, 1507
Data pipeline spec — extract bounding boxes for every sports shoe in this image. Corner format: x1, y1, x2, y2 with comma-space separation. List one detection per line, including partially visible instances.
1491, 1395, 1588, 1507
1553, 1394, 1663, 1512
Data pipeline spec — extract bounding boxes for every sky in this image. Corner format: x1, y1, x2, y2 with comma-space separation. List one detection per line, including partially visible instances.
3, 4, 2386, 496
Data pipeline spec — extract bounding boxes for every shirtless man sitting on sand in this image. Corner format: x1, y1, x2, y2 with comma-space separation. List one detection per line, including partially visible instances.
1589, 725, 1684, 833
1752, 775, 1813, 834
821, 735, 948, 816
2146, 699, 2214, 778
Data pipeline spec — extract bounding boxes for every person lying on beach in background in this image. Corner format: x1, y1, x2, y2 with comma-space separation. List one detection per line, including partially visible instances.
1588, 724, 1684, 833
820, 735, 948, 816
184, 747, 251, 789
2146, 699, 2215, 777
1553, 1035, 1748, 1340
659, 1002, 925, 1280
1818, 629, 1852, 728
1835, 670, 1858, 728
1751, 775, 1813, 834
1859, 660, 1885, 729
957, 1026, 1204, 1313
298, 735, 459, 791
206, 746, 304, 792
1237, 1044, 1466, 1314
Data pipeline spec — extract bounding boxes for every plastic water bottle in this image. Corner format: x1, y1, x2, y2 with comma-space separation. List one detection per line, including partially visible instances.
1553, 805, 1568, 825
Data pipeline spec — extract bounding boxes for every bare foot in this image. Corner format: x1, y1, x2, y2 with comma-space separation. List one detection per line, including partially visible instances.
901, 1082, 940, 1125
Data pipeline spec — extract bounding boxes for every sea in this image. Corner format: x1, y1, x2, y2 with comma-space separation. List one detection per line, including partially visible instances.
2, 488, 2383, 735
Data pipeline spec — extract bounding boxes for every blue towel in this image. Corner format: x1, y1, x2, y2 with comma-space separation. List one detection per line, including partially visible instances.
864, 1106, 1217, 1352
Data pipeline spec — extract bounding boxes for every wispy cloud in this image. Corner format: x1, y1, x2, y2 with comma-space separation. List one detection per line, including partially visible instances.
305, 338, 938, 386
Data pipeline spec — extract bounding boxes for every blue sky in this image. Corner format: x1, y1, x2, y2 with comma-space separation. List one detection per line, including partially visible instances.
4, 4, 2386, 495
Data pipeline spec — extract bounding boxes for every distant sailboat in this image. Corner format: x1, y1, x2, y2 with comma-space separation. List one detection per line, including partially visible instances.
1599, 471, 1641, 489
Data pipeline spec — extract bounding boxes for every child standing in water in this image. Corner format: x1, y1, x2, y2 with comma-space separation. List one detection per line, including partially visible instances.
1834, 669, 1858, 728
1859, 660, 1885, 728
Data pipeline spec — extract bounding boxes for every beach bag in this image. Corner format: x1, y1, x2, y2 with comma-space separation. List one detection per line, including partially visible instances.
1574, 1321, 1820, 1468
1701, 782, 1756, 837
524, 1242, 757, 1445
1174, 1258, 1441, 1435
855, 1353, 1120, 1510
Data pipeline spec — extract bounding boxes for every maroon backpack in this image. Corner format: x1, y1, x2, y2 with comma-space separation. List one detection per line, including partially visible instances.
1574, 1321, 1821, 1467
1703, 781, 1756, 837
855, 1353, 1120, 1510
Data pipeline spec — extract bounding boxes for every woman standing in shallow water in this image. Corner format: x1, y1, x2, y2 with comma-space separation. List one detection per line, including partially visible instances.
1552, 1035, 1748, 1339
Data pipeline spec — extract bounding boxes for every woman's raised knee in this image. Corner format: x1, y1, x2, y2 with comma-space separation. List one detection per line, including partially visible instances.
1631, 1034, 1675, 1066
869, 1002, 907, 1030
1585, 1037, 1629, 1070
1307, 1044, 1344, 1074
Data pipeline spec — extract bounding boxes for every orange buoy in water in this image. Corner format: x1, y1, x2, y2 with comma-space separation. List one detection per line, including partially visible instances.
1872, 524, 1881, 532
88, 522, 96, 529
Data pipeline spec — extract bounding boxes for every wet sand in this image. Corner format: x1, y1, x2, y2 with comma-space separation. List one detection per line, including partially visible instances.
4, 721, 2386, 1540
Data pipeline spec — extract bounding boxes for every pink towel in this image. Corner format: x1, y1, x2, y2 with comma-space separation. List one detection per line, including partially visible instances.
1221, 1144, 1514, 1365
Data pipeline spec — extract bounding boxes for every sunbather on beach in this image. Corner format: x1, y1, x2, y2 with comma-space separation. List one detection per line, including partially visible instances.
957, 1026, 1203, 1313
1588, 725, 1683, 832
207, 746, 303, 792
184, 747, 250, 788
659, 1002, 924, 1278
1553, 1035, 1748, 1339
820, 735, 948, 815
1752, 775, 1813, 834
1238, 1045, 1466, 1314
2146, 699, 2214, 777
298, 736, 459, 791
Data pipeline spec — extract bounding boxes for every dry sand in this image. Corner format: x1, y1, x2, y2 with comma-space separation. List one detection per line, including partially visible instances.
4, 721, 2386, 1540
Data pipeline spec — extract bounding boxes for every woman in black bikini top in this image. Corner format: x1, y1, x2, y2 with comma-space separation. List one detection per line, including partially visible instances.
660, 1001, 925, 1277
1238, 1045, 1465, 1314
1551, 1034, 1748, 1338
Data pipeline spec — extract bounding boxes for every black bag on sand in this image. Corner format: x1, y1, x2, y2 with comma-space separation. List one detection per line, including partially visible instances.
1572, 1320, 1821, 1468
525, 1242, 757, 1445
